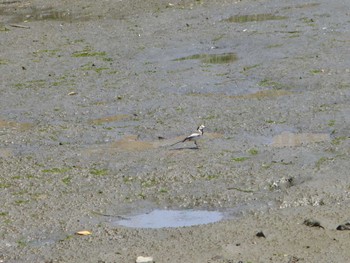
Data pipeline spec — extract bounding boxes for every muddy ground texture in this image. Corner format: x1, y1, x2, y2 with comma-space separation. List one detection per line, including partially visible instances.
1, 0, 350, 262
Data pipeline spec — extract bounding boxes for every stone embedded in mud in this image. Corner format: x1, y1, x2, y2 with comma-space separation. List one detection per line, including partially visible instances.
271, 131, 330, 147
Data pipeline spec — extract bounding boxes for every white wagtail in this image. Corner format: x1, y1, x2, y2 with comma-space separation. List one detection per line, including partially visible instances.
170, 124, 205, 148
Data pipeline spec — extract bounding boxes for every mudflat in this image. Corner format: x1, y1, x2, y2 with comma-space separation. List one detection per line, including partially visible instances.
1, 0, 350, 262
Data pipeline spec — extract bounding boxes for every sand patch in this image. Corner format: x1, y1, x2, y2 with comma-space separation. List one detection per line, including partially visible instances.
271, 131, 330, 147
89, 114, 130, 125
110, 135, 154, 151
0, 119, 33, 131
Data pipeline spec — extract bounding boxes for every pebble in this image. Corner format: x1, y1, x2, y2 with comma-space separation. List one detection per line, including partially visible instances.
256, 231, 266, 238
336, 222, 350, 231
136, 256, 154, 263
303, 219, 324, 229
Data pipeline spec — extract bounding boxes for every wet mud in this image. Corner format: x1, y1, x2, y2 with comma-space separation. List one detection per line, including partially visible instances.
1, 0, 350, 262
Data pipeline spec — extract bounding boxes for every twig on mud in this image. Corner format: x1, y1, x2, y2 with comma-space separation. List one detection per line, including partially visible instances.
9, 24, 30, 29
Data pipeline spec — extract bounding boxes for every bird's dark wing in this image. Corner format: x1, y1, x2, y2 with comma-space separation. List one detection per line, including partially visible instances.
183, 132, 200, 142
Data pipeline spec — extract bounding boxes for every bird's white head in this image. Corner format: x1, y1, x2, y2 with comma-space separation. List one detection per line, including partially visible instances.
197, 124, 205, 132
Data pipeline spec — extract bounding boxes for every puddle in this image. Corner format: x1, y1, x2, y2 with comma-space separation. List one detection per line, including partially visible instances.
116, 209, 223, 229
89, 114, 130, 125
271, 131, 330, 147
225, 14, 287, 23
174, 53, 237, 64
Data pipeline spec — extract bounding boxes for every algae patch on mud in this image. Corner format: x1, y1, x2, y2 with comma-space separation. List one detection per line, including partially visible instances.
72, 51, 107, 58
225, 14, 287, 23
271, 132, 330, 147
174, 53, 237, 64
7, 7, 92, 23
188, 89, 292, 100
234, 89, 292, 99
282, 3, 320, 10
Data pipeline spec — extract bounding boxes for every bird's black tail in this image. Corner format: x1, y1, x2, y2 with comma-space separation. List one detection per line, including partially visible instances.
170, 141, 181, 146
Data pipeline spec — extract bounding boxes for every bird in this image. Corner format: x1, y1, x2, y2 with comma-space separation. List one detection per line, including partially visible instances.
170, 124, 205, 148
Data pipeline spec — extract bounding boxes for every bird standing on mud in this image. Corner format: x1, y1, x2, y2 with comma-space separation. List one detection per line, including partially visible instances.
170, 125, 205, 148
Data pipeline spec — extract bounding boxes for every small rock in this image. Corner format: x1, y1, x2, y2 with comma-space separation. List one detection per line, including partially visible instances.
136, 256, 154, 263
336, 222, 350, 231
303, 219, 324, 229
288, 256, 300, 263
75, 230, 92, 235
256, 231, 266, 238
